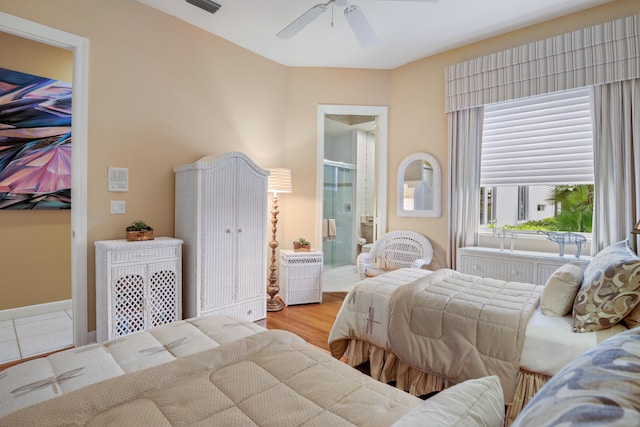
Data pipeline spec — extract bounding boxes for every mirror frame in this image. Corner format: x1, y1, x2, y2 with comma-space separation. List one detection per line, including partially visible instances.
397, 152, 441, 218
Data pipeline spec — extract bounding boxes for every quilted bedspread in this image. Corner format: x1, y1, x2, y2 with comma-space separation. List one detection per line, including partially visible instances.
389, 269, 542, 403
1, 329, 422, 426
0, 315, 265, 418
329, 268, 542, 403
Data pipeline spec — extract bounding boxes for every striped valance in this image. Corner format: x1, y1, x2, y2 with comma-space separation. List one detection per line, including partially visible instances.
445, 13, 640, 113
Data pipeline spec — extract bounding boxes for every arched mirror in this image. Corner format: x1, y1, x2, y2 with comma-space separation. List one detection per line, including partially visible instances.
397, 152, 441, 217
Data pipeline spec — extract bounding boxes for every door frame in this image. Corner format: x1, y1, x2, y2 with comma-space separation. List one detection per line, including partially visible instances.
1, 12, 90, 345
316, 105, 387, 253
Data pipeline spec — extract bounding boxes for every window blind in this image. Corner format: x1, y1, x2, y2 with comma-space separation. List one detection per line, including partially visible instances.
481, 88, 594, 187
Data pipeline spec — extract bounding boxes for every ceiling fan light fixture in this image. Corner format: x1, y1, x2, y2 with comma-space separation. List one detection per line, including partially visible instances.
277, 4, 328, 39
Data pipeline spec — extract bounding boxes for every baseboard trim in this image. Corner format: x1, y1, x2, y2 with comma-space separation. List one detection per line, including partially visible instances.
0, 299, 72, 322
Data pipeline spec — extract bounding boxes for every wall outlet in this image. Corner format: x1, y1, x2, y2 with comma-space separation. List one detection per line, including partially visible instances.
110, 200, 126, 214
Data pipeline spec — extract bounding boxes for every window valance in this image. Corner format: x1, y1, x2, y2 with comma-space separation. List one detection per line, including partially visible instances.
445, 13, 640, 113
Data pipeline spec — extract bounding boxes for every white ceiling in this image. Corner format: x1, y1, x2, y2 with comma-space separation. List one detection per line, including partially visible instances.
136, 0, 613, 70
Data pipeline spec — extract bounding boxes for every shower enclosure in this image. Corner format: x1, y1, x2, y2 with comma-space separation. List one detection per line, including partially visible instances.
323, 160, 355, 268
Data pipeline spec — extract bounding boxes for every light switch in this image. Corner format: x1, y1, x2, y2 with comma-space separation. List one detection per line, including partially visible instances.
110, 200, 126, 214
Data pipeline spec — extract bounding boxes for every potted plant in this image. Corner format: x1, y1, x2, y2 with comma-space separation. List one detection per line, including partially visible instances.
126, 220, 154, 241
293, 237, 311, 252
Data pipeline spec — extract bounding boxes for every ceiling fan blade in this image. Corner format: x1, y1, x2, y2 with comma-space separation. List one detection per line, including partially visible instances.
372, 0, 438, 2
344, 5, 377, 47
277, 4, 328, 39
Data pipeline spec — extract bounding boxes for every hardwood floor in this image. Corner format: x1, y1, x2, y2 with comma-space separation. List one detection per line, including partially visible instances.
256, 292, 346, 352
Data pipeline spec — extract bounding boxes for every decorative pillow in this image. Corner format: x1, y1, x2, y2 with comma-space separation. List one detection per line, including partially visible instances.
512, 327, 640, 426
540, 262, 584, 317
572, 240, 640, 332
391, 375, 504, 427
624, 305, 640, 329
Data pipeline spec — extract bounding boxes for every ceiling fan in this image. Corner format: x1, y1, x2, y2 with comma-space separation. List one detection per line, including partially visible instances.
277, 0, 439, 47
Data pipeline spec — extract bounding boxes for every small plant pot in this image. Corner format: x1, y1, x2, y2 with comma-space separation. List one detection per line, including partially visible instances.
126, 229, 154, 241
294, 244, 310, 252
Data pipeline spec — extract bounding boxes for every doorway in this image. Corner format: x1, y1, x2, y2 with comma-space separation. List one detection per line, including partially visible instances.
316, 105, 387, 278
0, 13, 90, 347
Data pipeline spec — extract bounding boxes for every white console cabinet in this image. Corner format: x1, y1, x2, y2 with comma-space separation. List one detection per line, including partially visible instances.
457, 246, 592, 286
95, 237, 183, 342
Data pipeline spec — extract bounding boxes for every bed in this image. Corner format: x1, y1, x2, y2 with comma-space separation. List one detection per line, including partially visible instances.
329, 240, 640, 425
0, 314, 507, 426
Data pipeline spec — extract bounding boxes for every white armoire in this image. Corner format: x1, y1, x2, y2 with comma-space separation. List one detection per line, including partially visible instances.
174, 152, 268, 321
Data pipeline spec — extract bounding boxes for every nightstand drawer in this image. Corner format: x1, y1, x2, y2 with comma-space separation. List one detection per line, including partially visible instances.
111, 247, 179, 264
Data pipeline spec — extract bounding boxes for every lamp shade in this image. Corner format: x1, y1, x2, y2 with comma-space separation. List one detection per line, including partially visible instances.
632, 220, 640, 234
267, 168, 292, 195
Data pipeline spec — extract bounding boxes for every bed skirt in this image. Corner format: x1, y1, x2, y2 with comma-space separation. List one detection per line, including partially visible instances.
344, 338, 550, 426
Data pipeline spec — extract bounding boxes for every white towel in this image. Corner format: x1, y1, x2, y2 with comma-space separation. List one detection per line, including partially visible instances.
323, 219, 328, 241
328, 219, 337, 240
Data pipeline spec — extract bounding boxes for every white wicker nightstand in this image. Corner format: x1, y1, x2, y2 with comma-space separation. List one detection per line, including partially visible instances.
279, 250, 323, 306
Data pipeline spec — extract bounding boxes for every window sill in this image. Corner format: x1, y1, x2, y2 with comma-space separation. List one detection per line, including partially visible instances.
477, 230, 592, 257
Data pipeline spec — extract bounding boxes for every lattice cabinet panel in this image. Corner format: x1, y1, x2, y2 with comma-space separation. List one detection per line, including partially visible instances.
149, 268, 178, 328
95, 237, 183, 342
113, 271, 146, 337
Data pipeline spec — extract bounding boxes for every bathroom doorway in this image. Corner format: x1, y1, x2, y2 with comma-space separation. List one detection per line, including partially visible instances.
318, 105, 386, 271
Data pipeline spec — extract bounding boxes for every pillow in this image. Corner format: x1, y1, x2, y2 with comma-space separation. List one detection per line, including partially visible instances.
624, 304, 640, 328
512, 327, 640, 427
572, 240, 640, 332
540, 262, 584, 317
391, 375, 504, 427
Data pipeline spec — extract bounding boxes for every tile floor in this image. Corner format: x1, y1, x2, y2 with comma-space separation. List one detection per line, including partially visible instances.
0, 309, 73, 366
322, 264, 361, 292
0, 266, 358, 366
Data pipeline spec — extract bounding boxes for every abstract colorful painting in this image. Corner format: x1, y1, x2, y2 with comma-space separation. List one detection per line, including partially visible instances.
0, 67, 72, 209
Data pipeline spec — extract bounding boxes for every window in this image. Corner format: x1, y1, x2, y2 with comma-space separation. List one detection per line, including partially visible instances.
480, 88, 594, 232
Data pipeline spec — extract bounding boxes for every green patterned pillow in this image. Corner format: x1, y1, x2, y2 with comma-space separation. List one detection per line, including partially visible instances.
572, 240, 640, 333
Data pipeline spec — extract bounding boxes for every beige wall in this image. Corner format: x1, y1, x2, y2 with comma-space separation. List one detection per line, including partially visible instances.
0, 32, 72, 309
1, 0, 639, 330
282, 67, 391, 246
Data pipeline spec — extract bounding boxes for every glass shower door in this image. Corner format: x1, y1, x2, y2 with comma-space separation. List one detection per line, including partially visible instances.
323, 161, 355, 268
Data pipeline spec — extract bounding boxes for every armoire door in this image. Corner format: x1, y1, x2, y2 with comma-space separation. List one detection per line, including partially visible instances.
234, 158, 268, 302
200, 159, 237, 312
